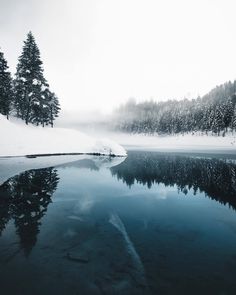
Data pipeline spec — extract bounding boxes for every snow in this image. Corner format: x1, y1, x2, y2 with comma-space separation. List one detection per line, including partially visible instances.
118, 132, 236, 152
0, 115, 127, 157
32, 79, 38, 85
41, 85, 47, 91
81, 129, 236, 153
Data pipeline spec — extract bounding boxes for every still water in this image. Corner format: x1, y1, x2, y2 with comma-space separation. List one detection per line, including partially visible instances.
0, 151, 236, 295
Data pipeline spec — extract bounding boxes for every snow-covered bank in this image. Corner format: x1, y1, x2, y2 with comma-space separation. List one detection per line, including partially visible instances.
0, 115, 126, 157
82, 130, 236, 153
122, 133, 236, 152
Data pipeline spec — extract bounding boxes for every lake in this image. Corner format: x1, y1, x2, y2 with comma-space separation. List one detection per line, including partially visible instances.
0, 151, 236, 295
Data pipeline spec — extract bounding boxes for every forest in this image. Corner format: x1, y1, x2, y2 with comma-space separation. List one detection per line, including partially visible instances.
0, 32, 60, 127
113, 81, 236, 135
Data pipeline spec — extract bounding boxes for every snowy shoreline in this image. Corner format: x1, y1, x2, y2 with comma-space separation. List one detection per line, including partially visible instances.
0, 152, 126, 159
0, 115, 127, 157
88, 130, 236, 153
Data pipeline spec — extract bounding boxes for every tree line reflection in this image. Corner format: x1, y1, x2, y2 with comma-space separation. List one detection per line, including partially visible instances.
110, 152, 236, 209
0, 153, 235, 256
0, 168, 59, 256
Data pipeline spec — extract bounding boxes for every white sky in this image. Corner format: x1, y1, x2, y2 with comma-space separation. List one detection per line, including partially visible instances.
1, 0, 236, 114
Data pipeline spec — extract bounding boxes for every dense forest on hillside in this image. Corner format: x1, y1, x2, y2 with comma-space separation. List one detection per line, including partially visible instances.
113, 81, 236, 135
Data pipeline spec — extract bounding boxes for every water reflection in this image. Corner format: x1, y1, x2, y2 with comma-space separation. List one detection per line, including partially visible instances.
0, 168, 59, 256
1, 152, 235, 254
111, 152, 236, 209
1, 153, 236, 250
0, 152, 236, 294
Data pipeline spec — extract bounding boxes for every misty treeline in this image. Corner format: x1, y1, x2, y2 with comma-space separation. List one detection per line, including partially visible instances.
113, 82, 236, 135
0, 32, 60, 127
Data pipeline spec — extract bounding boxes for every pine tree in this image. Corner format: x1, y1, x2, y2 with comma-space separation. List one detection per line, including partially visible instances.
220, 98, 234, 132
14, 32, 48, 125
0, 49, 13, 118
232, 105, 236, 131
50, 92, 60, 128
43, 89, 60, 127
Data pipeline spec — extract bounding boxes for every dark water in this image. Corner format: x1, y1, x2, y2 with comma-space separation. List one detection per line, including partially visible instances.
0, 151, 236, 295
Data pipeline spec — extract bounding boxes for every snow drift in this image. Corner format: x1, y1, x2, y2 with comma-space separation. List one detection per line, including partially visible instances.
0, 115, 126, 157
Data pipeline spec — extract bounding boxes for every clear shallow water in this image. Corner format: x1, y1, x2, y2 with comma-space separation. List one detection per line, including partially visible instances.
0, 151, 236, 295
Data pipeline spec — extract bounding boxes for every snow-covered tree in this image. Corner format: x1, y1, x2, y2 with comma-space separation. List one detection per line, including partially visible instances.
222, 98, 234, 131
232, 105, 236, 131
0, 49, 13, 118
44, 89, 60, 127
14, 32, 49, 125
113, 80, 236, 135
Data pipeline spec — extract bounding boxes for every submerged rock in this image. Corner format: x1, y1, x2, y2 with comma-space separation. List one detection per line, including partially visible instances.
65, 252, 89, 264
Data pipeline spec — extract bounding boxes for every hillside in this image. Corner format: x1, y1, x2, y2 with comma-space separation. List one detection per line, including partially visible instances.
113, 81, 236, 135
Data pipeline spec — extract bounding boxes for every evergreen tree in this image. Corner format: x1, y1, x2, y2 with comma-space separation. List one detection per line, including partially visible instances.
14, 32, 49, 125
43, 89, 60, 127
232, 105, 236, 131
48, 91, 60, 127
0, 49, 13, 118
222, 98, 234, 131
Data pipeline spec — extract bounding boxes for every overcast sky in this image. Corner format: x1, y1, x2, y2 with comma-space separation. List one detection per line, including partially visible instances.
1, 0, 236, 114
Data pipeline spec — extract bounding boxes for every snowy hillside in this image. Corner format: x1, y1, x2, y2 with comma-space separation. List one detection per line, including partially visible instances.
0, 115, 126, 157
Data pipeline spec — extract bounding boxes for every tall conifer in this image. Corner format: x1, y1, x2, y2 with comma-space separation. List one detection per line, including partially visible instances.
14, 32, 48, 125
0, 49, 13, 118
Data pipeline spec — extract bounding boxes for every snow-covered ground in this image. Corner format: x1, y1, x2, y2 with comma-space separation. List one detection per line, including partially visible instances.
114, 132, 236, 153
0, 115, 126, 157
79, 128, 236, 153
1, 114, 235, 158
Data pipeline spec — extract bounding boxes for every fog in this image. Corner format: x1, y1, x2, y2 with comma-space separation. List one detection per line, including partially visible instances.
1, 0, 236, 117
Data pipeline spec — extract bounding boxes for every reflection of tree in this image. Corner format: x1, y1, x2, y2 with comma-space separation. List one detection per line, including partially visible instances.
0, 168, 59, 256
0, 182, 12, 236
110, 152, 236, 209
